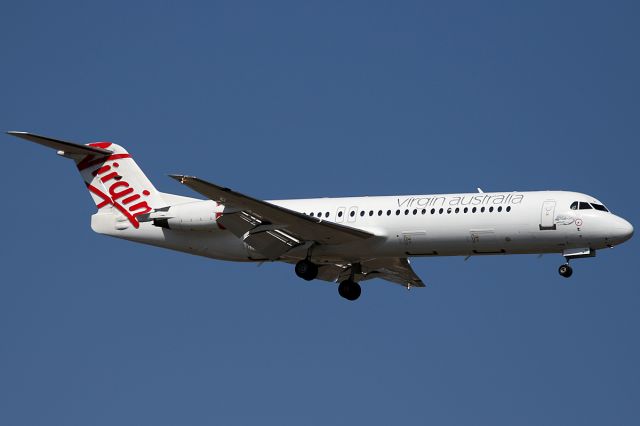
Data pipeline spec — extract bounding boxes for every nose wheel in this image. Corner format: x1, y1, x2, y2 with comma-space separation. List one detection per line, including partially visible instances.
558, 263, 573, 278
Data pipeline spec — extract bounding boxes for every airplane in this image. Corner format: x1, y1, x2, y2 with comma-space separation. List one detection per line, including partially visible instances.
7, 131, 634, 301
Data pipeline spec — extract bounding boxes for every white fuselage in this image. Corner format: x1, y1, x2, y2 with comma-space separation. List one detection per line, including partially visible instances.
9, 131, 633, 297
91, 190, 633, 264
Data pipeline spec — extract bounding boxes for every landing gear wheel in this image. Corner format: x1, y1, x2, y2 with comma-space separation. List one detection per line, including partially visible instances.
295, 259, 318, 281
558, 264, 573, 278
338, 280, 361, 301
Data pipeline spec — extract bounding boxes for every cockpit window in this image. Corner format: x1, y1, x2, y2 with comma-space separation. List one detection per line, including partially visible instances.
591, 203, 609, 212
571, 201, 609, 212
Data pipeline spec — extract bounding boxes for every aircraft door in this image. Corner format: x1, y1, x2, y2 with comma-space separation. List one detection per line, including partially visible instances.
540, 200, 557, 230
336, 207, 346, 223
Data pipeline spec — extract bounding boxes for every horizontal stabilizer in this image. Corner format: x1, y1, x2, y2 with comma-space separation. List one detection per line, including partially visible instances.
7, 131, 113, 156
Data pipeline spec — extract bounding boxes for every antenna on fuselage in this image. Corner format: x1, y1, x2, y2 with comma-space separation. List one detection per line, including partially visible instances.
477, 187, 484, 193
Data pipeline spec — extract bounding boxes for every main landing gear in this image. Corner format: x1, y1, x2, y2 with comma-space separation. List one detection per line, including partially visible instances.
338, 279, 361, 301
558, 263, 573, 278
294, 259, 362, 301
295, 259, 318, 281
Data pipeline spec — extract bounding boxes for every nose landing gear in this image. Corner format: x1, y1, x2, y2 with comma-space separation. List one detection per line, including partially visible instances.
557, 248, 595, 278
558, 263, 573, 278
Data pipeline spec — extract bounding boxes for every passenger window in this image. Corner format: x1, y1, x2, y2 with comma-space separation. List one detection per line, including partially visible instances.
481, 207, 485, 213
378, 210, 383, 216
506, 206, 511, 212
472, 207, 477, 213
387, 210, 391, 216
464, 207, 468, 213
447, 208, 452, 214
310, 212, 314, 217
396, 210, 400, 215
455, 207, 459, 213
325, 212, 329, 218
317, 212, 322, 217
350, 211, 356, 217
421, 209, 426, 215
413, 209, 417, 215
498, 206, 502, 212
570, 201, 578, 210
360, 211, 365, 217
404, 209, 409, 215
439, 208, 444, 214
369, 210, 374, 216
431, 208, 435, 214
579, 202, 592, 210
489, 206, 494, 212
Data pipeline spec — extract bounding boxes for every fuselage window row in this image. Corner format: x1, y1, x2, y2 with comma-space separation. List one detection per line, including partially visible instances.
303, 205, 513, 219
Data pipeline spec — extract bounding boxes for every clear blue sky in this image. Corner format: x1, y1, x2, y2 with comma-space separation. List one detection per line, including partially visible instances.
1, 1, 638, 425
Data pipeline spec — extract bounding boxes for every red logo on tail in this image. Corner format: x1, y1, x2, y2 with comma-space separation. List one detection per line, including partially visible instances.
79, 147, 152, 229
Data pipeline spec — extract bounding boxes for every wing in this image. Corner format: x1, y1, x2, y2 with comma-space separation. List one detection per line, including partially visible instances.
302, 257, 425, 288
169, 174, 376, 259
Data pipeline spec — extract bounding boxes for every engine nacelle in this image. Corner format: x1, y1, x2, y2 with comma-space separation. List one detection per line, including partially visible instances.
152, 203, 220, 231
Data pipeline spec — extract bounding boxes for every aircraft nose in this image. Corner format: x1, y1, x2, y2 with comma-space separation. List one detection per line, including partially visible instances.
612, 216, 634, 244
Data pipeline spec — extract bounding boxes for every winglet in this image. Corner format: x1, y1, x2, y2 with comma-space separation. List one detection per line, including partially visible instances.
7, 131, 113, 156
